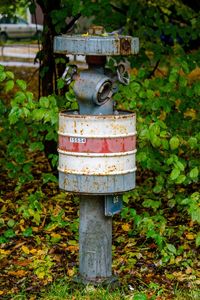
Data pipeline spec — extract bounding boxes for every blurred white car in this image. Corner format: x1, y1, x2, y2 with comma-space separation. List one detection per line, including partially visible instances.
0, 16, 43, 42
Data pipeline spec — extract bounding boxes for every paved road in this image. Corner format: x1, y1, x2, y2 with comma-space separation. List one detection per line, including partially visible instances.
0, 43, 86, 68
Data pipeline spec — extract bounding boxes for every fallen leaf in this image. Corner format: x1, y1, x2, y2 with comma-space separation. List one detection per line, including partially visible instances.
186, 233, 195, 240
8, 270, 27, 277
122, 223, 131, 231
22, 245, 30, 254
184, 109, 197, 119
0, 249, 11, 255
67, 268, 75, 277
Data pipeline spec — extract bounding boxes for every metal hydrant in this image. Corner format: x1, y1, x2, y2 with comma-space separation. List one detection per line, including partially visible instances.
54, 26, 139, 285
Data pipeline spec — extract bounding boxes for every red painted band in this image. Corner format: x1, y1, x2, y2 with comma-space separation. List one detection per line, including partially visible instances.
59, 135, 136, 153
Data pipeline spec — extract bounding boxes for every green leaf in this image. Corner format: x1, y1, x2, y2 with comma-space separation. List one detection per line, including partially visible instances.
5, 80, 14, 92
16, 79, 27, 91
134, 293, 147, 300
179, 76, 187, 87
142, 199, 161, 210
0, 71, 6, 82
176, 175, 186, 184
39, 97, 49, 108
170, 168, 180, 180
0, 236, 7, 244
166, 243, 176, 254
57, 78, 65, 89
23, 227, 33, 237
188, 137, 198, 149
153, 185, 163, 193
146, 89, 154, 99
42, 173, 58, 184
189, 167, 199, 179
30, 142, 44, 151
175, 161, 185, 171
6, 71, 14, 79
4, 229, 16, 238
169, 136, 180, 150
7, 219, 15, 228
196, 232, 200, 247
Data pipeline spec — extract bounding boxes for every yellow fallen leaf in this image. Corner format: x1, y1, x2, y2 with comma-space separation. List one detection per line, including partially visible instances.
188, 67, 200, 81
186, 233, 195, 240
67, 268, 75, 277
32, 227, 39, 232
0, 249, 11, 255
0, 291, 4, 295
122, 223, 131, 231
30, 248, 37, 254
37, 271, 45, 279
51, 233, 62, 239
37, 249, 46, 255
22, 245, 30, 254
184, 108, 197, 120
186, 267, 193, 274
159, 111, 166, 121
66, 245, 79, 252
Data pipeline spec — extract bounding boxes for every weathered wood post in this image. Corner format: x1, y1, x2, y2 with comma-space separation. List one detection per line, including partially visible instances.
54, 26, 139, 284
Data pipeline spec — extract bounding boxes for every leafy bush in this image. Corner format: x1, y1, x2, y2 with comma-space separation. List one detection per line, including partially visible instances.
0, 0, 199, 263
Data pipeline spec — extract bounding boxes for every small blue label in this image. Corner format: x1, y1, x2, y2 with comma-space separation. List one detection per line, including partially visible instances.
105, 195, 123, 217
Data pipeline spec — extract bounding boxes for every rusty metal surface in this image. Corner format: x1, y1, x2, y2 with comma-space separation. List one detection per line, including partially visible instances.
58, 110, 136, 193
54, 35, 139, 56
59, 172, 136, 194
58, 110, 136, 138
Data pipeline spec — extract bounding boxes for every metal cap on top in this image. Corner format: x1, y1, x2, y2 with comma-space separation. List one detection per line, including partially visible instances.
54, 26, 139, 56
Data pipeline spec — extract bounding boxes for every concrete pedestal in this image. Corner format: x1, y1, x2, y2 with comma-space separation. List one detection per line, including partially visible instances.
79, 196, 112, 283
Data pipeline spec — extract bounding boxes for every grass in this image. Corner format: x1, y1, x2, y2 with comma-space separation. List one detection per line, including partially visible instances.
9, 277, 200, 300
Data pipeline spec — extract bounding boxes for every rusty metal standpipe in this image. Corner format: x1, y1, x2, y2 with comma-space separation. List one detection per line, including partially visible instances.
54, 26, 139, 285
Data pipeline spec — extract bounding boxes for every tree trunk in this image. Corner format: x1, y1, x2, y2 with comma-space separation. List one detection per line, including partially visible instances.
36, 0, 60, 96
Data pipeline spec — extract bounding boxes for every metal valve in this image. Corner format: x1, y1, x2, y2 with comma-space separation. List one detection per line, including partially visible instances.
117, 62, 130, 85
62, 65, 77, 85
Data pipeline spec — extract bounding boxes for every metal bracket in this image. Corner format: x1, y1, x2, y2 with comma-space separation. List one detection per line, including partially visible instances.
105, 195, 123, 217
62, 65, 77, 85
117, 63, 130, 85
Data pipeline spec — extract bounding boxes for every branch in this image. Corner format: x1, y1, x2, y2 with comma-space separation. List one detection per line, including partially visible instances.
148, 60, 160, 78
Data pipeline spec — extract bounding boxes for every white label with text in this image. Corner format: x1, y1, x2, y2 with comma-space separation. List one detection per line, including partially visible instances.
70, 137, 87, 144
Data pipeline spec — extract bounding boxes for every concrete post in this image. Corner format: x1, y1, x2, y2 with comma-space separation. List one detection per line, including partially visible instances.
79, 196, 112, 283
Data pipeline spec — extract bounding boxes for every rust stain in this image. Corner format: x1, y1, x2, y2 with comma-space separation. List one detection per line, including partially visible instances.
120, 37, 131, 55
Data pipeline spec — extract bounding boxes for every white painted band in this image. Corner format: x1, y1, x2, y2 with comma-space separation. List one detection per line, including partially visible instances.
59, 113, 136, 137
58, 152, 136, 175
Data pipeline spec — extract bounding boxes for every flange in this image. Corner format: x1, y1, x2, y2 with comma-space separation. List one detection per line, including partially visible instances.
54, 34, 139, 56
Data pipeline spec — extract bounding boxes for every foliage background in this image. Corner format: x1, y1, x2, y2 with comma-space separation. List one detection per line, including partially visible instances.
0, 0, 200, 298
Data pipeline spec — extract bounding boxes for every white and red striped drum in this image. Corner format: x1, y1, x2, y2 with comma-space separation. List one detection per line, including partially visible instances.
58, 111, 137, 194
